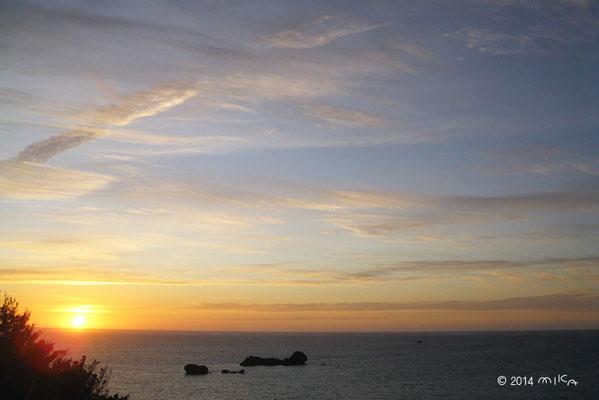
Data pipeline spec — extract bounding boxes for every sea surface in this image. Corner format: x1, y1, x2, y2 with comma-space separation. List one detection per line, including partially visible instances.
44, 330, 599, 400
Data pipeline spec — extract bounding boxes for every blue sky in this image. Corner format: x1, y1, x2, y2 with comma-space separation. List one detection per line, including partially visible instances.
1, 0, 598, 331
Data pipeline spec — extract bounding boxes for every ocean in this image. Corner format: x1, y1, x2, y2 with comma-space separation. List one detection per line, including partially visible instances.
44, 330, 599, 399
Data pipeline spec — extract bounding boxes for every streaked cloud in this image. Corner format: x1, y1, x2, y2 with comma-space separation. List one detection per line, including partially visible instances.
0, 161, 114, 200
188, 292, 599, 312
108, 129, 247, 146
340, 256, 599, 279
300, 101, 384, 128
449, 1, 598, 56
0, 82, 197, 200
327, 189, 418, 209
199, 71, 344, 99
327, 184, 599, 237
14, 83, 196, 163
485, 146, 599, 176
0, 266, 219, 286
459, 28, 533, 56
475, 0, 592, 8
14, 130, 104, 164
90, 84, 197, 127
228, 255, 599, 285
265, 15, 388, 49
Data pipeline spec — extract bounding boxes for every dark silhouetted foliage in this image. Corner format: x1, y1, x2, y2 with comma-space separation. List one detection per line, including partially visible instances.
0, 294, 128, 400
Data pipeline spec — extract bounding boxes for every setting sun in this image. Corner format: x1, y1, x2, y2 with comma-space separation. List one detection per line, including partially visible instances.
71, 314, 86, 328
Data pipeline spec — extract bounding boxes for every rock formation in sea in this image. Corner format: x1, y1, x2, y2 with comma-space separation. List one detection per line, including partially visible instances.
240, 356, 283, 366
184, 364, 209, 375
240, 351, 307, 366
282, 351, 308, 366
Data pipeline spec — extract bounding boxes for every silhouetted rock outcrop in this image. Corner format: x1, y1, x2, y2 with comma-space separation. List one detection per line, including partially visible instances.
240, 351, 307, 366
240, 356, 283, 366
282, 351, 307, 366
184, 364, 209, 375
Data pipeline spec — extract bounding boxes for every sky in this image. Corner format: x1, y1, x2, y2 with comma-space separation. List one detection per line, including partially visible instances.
1, 0, 598, 332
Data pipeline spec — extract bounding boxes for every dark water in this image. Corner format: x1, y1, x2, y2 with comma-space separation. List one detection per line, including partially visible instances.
44, 330, 599, 399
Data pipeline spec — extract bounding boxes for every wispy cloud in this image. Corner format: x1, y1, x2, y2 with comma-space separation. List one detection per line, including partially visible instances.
456, 224, 599, 244
229, 255, 599, 285
485, 146, 599, 176
0, 161, 114, 200
200, 71, 344, 99
109, 130, 247, 147
13, 83, 196, 163
0, 234, 148, 263
0, 267, 224, 286
300, 101, 384, 128
475, 0, 592, 8
327, 185, 599, 237
459, 28, 534, 56
186, 292, 599, 312
327, 189, 418, 209
265, 15, 388, 49
89, 84, 197, 127
0, 82, 197, 199
340, 256, 599, 280
449, 1, 598, 56
14, 130, 104, 164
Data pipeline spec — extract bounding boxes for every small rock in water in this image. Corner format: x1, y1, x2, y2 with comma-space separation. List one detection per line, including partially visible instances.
184, 364, 209, 375
222, 368, 244, 374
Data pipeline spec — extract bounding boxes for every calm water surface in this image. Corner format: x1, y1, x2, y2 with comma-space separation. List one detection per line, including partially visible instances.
44, 330, 599, 399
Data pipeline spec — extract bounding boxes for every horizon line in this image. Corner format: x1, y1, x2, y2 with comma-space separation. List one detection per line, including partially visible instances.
40, 327, 599, 335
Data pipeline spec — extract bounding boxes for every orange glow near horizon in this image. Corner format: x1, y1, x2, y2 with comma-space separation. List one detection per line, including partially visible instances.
4, 282, 599, 332
18, 298, 599, 333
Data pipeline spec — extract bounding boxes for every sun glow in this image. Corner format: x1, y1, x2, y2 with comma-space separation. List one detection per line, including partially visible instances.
71, 314, 86, 328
